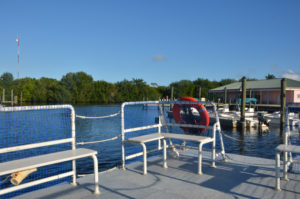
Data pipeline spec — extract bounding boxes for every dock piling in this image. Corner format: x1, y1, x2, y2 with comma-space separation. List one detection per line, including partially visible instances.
239, 77, 246, 128
224, 87, 227, 104
280, 78, 286, 131
199, 87, 201, 99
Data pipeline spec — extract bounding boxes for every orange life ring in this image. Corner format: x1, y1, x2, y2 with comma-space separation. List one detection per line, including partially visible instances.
172, 96, 209, 133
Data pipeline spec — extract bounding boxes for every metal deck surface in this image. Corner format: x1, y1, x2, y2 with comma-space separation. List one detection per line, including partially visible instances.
15, 151, 300, 199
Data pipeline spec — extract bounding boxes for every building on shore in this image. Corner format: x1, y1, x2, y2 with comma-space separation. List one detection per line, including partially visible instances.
209, 78, 300, 104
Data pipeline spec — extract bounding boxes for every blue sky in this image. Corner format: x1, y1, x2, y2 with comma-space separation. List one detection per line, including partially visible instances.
1, 0, 300, 85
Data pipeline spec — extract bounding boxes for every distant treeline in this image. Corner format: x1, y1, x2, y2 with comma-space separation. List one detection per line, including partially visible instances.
0, 72, 275, 104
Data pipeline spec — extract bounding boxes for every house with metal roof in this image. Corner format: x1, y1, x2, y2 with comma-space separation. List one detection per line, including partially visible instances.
209, 78, 300, 104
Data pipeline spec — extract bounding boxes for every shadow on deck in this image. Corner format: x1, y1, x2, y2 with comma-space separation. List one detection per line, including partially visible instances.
16, 152, 300, 199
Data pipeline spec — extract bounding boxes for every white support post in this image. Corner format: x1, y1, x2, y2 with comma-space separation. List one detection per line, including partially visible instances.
283, 151, 289, 181
92, 155, 100, 195
142, 143, 147, 175
198, 143, 203, 175
211, 125, 216, 168
275, 152, 281, 191
121, 103, 126, 170
163, 139, 168, 169
213, 104, 226, 160
158, 113, 162, 150
70, 106, 77, 186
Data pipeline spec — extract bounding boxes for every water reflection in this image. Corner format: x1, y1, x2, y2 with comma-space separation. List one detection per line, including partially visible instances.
221, 125, 300, 159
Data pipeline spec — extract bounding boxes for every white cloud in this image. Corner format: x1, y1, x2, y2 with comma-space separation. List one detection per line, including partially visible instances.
282, 69, 300, 81
269, 65, 300, 81
153, 55, 167, 62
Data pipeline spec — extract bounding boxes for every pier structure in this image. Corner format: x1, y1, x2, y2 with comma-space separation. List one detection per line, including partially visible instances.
15, 150, 300, 199
1, 88, 18, 106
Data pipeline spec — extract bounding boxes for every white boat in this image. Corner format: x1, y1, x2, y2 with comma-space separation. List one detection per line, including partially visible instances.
264, 112, 300, 127
212, 104, 269, 128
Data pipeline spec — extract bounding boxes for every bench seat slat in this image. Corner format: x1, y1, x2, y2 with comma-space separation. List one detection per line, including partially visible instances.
126, 133, 213, 144
0, 148, 97, 176
276, 144, 300, 153
163, 133, 214, 143
126, 133, 164, 144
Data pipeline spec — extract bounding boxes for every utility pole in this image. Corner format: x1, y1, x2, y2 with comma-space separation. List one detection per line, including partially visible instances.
16, 36, 20, 79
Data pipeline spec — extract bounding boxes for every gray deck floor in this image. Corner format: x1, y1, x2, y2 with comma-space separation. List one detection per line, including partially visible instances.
16, 151, 300, 199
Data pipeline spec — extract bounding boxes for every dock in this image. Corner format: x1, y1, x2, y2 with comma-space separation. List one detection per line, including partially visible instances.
16, 150, 300, 199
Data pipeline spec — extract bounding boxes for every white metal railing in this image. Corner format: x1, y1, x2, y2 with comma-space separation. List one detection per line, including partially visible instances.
0, 105, 79, 196
121, 100, 226, 169
284, 103, 300, 165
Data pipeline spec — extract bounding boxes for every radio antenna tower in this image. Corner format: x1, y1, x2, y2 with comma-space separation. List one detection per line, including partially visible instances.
16, 36, 20, 79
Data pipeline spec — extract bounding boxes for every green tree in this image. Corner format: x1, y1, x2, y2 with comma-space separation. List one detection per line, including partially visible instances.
219, 78, 236, 86
92, 81, 116, 104
265, 73, 276, 79
16, 78, 38, 103
193, 78, 219, 99
38, 78, 67, 103
157, 86, 170, 99
0, 72, 14, 88
170, 80, 195, 98
61, 72, 93, 103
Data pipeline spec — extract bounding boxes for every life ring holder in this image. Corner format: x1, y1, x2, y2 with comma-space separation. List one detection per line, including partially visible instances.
172, 97, 209, 133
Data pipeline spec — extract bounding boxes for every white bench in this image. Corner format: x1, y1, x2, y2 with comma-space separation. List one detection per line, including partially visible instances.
0, 105, 100, 197
0, 148, 100, 195
125, 133, 167, 175
125, 132, 216, 175
163, 133, 216, 175
121, 101, 220, 176
275, 144, 300, 191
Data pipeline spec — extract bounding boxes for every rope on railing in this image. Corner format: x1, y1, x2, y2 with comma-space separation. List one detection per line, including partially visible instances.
76, 111, 121, 119
77, 134, 121, 145
1, 175, 10, 183
222, 132, 244, 142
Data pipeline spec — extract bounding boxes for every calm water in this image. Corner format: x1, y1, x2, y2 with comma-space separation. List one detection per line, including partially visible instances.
74, 105, 300, 174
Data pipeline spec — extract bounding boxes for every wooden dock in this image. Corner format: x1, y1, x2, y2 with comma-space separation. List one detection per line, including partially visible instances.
16, 150, 300, 199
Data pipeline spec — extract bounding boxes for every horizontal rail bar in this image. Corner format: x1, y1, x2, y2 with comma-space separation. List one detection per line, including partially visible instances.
122, 101, 160, 106
0, 104, 73, 112
125, 148, 160, 160
165, 123, 214, 130
124, 124, 161, 133
0, 171, 74, 195
159, 100, 215, 105
121, 100, 216, 107
0, 138, 73, 154
124, 122, 215, 134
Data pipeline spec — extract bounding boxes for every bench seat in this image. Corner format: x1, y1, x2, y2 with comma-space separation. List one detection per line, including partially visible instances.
0, 148, 97, 175
275, 144, 300, 191
124, 132, 216, 175
126, 133, 164, 144
0, 148, 100, 195
163, 133, 215, 175
276, 144, 300, 153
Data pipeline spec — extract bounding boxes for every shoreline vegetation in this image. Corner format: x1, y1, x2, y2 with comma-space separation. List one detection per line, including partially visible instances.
0, 72, 274, 105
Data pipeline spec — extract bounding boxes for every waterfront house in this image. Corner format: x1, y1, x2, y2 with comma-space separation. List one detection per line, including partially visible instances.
209, 78, 300, 104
